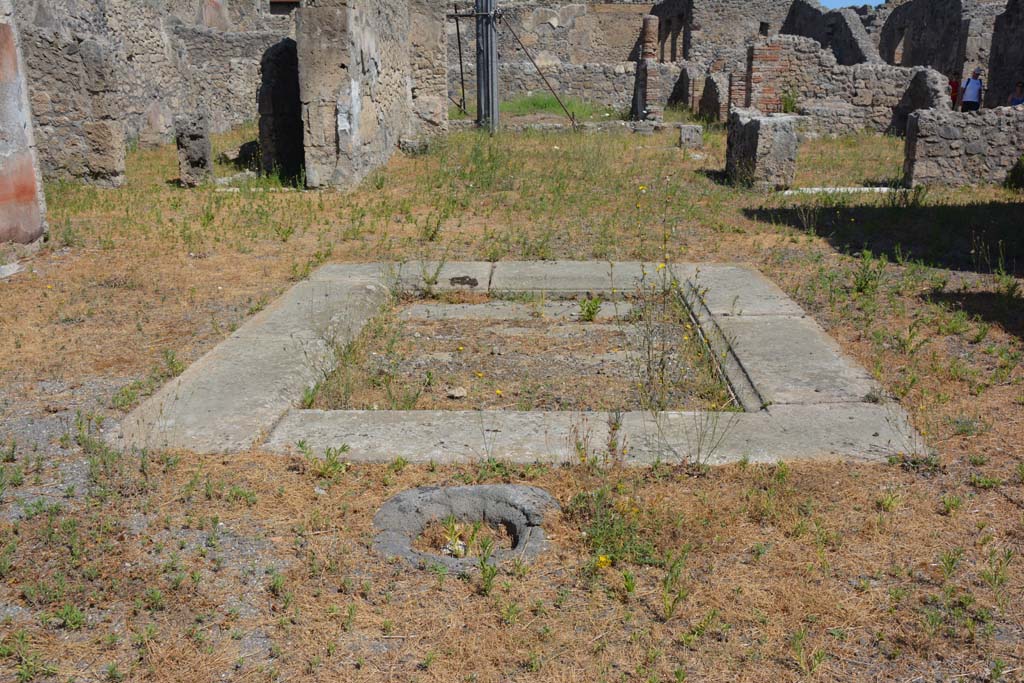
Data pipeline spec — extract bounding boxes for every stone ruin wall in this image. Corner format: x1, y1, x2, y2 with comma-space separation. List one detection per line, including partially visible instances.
445, 0, 1007, 122
781, 0, 880, 66
986, 0, 1024, 107
5, 0, 448, 192
876, 0, 968, 78
409, 0, 450, 137
904, 105, 1024, 186
746, 34, 949, 136
0, 0, 46, 243
7, 0, 1018, 198
711, 0, 1011, 125
448, 0, 790, 113
681, 0, 791, 67
448, 1, 650, 112
963, 2, 1004, 77
12, 0, 290, 186
343, 1, 414, 185
862, 0, 1008, 81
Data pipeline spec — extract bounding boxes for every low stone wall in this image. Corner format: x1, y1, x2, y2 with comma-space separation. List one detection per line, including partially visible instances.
746, 34, 949, 135
0, 0, 46, 243
904, 105, 1024, 187
451, 61, 642, 112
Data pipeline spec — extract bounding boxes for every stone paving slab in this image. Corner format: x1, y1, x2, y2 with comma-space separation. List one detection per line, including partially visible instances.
115, 261, 916, 464
688, 265, 806, 317
234, 279, 388, 341
113, 336, 332, 453
263, 403, 910, 464
112, 278, 388, 453
491, 261, 674, 297
313, 261, 492, 294
716, 316, 876, 406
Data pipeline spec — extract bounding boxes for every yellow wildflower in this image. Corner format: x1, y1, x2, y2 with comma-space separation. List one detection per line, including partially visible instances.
596, 555, 612, 569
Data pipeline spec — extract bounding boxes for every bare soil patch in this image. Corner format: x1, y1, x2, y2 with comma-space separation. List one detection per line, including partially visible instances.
314, 292, 732, 412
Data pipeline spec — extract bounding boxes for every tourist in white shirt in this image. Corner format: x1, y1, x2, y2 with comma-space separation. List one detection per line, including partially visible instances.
958, 67, 984, 112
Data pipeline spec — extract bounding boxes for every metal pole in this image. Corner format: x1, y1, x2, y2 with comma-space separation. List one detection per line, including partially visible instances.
475, 0, 482, 127
454, 3, 467, 113
475, 0, 498, 133
486, 0, 498, 134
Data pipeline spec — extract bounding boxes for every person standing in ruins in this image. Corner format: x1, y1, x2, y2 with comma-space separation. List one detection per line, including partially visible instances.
1009, 81, 1024, 107
948, 75, 960, 106
958, 68, 984, 112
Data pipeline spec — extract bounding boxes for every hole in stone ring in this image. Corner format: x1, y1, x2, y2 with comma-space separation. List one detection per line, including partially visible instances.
373, 485, 560, 571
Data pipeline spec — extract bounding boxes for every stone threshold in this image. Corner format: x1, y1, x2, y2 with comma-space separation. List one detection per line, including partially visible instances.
110, 261, 920, 464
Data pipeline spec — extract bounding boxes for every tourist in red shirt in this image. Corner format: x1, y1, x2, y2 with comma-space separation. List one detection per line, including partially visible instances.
948, 75, 960, 106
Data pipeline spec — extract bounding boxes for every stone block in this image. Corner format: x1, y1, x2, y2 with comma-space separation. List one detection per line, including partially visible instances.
139, 100, 173, 148
726, 109, 800, 190
678, 124, 703, 149
174, 112, 213, 187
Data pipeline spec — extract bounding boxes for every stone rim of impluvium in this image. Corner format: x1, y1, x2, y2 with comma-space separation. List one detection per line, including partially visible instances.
372, 484, 560, 571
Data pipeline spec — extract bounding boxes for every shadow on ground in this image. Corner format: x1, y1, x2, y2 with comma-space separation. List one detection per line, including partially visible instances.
745, 201, 1024, 276
697, 169, 731, 186
925, 290, 1024, 341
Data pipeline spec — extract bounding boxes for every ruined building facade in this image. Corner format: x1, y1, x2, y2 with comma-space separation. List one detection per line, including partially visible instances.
458, 0, 1020, 130
3, 0, 1022, 203
12, 0, 289, 186
7, 0, 449, 193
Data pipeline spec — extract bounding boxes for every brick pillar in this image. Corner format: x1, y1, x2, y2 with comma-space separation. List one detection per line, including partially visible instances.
0, 0, 46, 243
631, 15, 664, 121
641, 15, 659, 61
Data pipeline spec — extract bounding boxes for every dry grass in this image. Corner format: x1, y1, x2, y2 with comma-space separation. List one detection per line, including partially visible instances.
0, 123, 1022, 682
2, 451, 1022, 682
